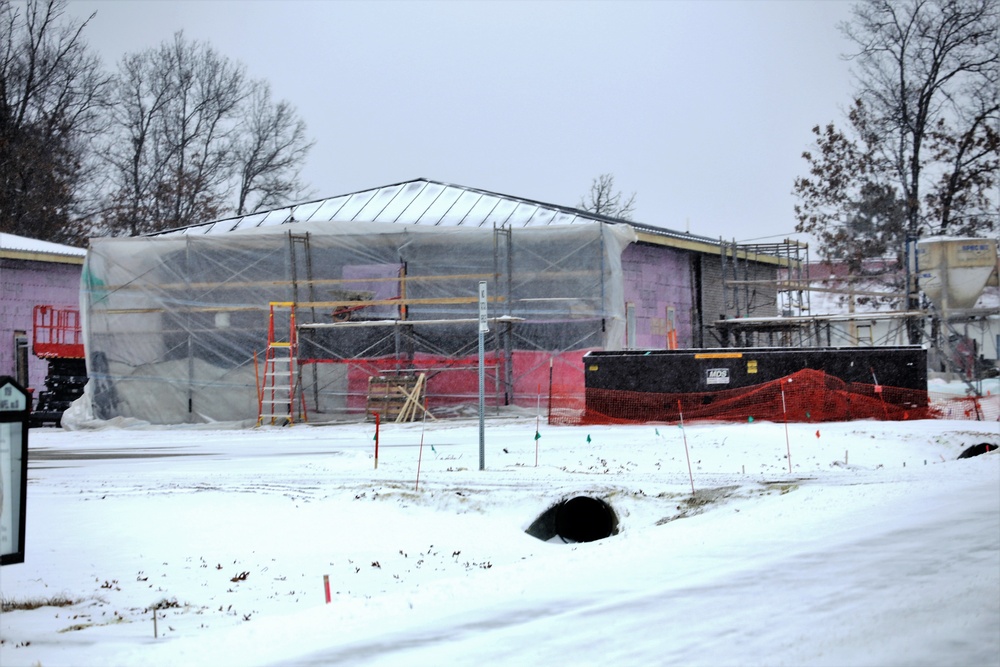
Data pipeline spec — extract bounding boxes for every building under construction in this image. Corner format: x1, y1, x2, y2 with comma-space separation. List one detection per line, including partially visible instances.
79, 179, 789, 425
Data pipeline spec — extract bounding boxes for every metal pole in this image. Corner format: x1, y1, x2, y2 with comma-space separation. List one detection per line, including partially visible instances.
374, 411, 380, 469
478, 281, 488, 471
479, 327, 485, 470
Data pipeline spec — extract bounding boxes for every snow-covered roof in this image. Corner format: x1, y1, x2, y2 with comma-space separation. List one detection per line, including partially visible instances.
0, 232, 86, 261
151, 177, 721, 250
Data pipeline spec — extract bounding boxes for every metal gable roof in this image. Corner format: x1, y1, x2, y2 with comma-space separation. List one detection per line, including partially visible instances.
151, 178, 721, 248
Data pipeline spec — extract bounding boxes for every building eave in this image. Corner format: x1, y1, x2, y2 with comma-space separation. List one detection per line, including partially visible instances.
0, 249, 86, 265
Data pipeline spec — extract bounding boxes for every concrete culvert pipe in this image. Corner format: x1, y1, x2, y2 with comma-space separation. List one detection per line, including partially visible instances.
525, 496, 618, 543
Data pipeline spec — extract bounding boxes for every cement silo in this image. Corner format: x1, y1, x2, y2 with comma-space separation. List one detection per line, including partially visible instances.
916, 237, 998, 312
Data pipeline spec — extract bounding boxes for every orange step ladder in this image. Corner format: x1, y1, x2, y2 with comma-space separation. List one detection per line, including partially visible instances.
257, 302, 302, 426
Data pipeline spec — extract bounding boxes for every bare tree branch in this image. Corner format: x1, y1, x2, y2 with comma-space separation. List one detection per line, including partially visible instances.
578, 173, 637, 221
841, 0, 999, 237
234, 80, 314, 215
0, 0, 110, 243
100, 32, 315, 235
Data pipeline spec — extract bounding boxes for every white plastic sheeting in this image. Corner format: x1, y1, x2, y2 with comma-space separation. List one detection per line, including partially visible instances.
78, 221, 635, 425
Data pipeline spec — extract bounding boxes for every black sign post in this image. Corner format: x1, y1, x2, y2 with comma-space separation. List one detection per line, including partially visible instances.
1, 376, 30, 565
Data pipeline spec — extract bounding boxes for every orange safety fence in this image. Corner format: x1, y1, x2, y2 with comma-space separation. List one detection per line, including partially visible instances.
930, 391, 1000, 422
550, 368, 978, 425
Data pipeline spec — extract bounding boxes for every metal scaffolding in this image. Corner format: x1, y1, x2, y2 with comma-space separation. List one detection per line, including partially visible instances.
718, 239, 811, 346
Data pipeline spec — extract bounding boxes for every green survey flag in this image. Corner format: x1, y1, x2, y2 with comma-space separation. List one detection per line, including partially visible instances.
586, 434, 591, 443
534, 431, 541, 441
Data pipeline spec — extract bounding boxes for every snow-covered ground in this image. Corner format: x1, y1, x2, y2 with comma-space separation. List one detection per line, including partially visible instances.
1, 415, 998, 666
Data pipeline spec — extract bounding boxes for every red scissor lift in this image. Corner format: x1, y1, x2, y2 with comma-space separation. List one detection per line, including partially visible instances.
31, 305, 88, 427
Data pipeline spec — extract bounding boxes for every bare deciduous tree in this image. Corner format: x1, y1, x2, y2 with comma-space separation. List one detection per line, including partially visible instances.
234, 80, 314, 215
101, 48, 175, 236
579, 173, 637, 221
156, 33, 246, 230
101, 32, 315, 235
924, 87, 999, 235
0, 0, 110, 244
841, 0, 999, 238
794, 0, 999, 335
101, 32, 246, 234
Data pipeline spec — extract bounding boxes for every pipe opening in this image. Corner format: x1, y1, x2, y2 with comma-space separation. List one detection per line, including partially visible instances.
957, 443, 997, 459
525, 496, 618, 543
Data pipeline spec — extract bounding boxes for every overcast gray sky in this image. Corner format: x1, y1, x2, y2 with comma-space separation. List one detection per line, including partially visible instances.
65, 0, 857, 243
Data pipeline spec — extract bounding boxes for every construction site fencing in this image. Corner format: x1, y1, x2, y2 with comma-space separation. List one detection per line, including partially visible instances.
550, 368, 998, 425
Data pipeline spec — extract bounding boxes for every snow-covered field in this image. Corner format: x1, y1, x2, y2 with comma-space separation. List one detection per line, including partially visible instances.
2, 415, 998, 667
